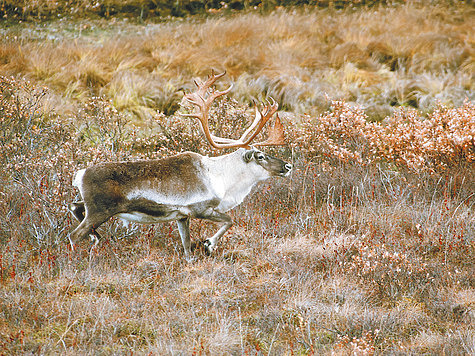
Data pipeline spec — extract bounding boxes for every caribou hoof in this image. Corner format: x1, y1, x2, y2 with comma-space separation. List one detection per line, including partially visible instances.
185, 255, 197, 263
202, 239, 213, 255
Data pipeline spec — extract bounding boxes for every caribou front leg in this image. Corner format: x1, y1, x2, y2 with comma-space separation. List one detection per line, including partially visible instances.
202, 211, 233, 255
177, 218, 194, 262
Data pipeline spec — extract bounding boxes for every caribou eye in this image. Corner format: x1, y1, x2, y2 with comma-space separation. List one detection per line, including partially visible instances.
256, 153, 265, 161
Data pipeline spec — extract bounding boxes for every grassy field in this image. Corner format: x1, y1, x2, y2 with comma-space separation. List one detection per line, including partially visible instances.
1, 2, 473, 120
1, 2, 474, 355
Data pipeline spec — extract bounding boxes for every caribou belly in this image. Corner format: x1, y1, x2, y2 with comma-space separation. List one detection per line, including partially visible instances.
117, 209, 187, 224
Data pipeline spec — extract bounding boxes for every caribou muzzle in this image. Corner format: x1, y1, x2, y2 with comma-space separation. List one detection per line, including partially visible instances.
281, 163, 292, 176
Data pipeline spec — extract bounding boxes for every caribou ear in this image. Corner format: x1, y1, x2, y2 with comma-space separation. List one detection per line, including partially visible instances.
243, 150, 254, 163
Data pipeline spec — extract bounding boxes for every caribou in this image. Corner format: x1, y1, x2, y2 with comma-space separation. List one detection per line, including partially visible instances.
69, 71, 292, 261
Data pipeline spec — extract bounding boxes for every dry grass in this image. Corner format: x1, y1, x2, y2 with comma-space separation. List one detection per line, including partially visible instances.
1, 74, 474, 354
0, 2, 473, 121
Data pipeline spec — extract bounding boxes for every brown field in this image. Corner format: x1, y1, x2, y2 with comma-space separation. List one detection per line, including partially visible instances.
1, 2, 473, 120
1, 2, 474, 355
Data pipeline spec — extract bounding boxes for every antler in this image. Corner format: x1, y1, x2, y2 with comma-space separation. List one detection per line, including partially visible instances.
181, 70, 285, 149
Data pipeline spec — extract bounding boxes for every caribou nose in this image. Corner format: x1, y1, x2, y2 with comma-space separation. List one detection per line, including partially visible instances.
284, 163, 292, 173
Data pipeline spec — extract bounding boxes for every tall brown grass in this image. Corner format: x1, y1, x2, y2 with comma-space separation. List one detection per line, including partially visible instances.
0, 76, 473, 354
0, 2, 473, 121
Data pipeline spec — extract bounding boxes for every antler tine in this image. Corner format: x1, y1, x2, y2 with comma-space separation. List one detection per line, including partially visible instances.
207, 83, 233, 104
184, 71, 232, 108
254, 113, 286, 147
264, 97, 277, 116
194, 70, 227, 96
239, 97, 279, 146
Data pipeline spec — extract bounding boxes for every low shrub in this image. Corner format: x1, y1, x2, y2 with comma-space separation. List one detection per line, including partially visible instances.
0, 76, 473, 354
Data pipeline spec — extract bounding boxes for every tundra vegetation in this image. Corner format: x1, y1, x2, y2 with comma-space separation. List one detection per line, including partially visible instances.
0, 1, 474, 354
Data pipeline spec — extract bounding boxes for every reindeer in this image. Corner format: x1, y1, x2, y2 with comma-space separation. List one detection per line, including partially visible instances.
69, 71, 292, 261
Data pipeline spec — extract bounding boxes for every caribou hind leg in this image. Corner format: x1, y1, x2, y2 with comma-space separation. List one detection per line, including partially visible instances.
69, 201, 86, 222
68, 201, 106, 245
